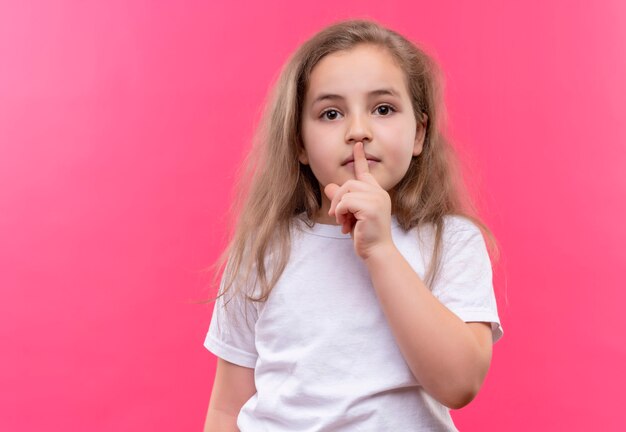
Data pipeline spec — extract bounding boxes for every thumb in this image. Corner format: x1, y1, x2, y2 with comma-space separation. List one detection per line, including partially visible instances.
324, 183, 339, 201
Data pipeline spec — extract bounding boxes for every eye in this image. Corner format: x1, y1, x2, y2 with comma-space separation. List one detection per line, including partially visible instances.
375, 104, 396, 116
320, 109, 341, 121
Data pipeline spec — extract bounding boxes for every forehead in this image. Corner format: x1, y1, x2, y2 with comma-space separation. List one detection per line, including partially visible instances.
306, 45, 408, 100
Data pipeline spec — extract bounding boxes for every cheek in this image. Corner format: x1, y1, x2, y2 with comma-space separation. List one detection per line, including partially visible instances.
301, 121, 325, 153
380, 128, 415, 157
303, 124, 329, 147
302, 130, 335, 164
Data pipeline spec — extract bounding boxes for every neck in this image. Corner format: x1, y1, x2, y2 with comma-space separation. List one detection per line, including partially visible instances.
312, 193, 339, 225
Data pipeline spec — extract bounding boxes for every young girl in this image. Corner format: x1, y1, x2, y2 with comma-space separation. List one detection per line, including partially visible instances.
203, 18, 503, 431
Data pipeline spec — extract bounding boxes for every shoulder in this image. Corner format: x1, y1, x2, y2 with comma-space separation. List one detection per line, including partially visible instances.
442, 214, 481, 234
439, 215, 485, 248
411, 214, 481, 248
410, 215, 487, 266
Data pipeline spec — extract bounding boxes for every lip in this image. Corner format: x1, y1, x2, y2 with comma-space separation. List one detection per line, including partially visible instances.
341, 153, 381, 166
344, 160, 379, 168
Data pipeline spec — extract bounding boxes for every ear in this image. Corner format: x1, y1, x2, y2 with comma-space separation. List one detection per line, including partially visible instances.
298, 142, 309, 165
413, 113, 428, 157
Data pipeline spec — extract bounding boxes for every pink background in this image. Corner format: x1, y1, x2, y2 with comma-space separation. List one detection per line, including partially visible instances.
1, 1, 624, 431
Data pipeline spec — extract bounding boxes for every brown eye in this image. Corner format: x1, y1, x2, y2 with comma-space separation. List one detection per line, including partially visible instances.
321, 109, 340, 120
375, 104, 395, 116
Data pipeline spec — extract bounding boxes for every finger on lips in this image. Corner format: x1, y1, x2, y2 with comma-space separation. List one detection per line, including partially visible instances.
353, 141, 370, 178
327, 142, 370, 222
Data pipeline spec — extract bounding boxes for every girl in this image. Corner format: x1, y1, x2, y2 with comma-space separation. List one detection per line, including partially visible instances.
203, 18, 503, 431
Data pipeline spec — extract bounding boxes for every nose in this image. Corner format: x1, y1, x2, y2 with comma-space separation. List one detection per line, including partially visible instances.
344, 112, 373, 145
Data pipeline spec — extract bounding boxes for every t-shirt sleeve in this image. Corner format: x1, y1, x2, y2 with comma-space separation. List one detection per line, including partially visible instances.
204, 269, 259, 368
430, 217, 504, 344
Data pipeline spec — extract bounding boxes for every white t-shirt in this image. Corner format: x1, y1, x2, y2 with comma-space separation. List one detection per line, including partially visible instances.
204, 214, 503, 431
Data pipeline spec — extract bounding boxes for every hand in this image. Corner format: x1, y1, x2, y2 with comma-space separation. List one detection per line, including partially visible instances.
324, 142, 394, 260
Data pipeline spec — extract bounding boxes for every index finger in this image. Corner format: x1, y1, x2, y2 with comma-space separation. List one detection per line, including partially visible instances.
353, 141, 370, 179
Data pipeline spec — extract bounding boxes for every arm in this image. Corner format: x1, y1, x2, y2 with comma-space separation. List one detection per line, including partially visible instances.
364, 243, 493, 410
325, 142, 494, 409
203, 358, 256, 432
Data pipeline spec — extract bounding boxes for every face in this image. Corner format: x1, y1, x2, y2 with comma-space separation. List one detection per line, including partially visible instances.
299, 44, 426, 215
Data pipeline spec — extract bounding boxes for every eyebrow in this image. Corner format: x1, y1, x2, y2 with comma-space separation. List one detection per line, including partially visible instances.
310, 88, 401, 106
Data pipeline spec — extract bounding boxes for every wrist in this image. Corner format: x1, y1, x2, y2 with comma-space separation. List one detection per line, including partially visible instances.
363, 240, 397, 265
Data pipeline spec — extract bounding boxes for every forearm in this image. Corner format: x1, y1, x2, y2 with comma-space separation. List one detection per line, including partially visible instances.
204, 407, 239, 432
364, 243, 486, 409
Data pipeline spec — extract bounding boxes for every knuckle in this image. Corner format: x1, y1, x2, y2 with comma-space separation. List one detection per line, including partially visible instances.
345, 179, 360, 189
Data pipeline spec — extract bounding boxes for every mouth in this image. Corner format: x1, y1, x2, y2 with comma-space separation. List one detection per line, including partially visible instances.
341, 154, 381, 166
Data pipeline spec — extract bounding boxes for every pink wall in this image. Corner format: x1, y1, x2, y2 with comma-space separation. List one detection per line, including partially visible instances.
1, 1, 624, 430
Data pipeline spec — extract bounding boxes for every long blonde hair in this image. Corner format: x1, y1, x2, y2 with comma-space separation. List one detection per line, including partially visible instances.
201, 18, 500, 311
